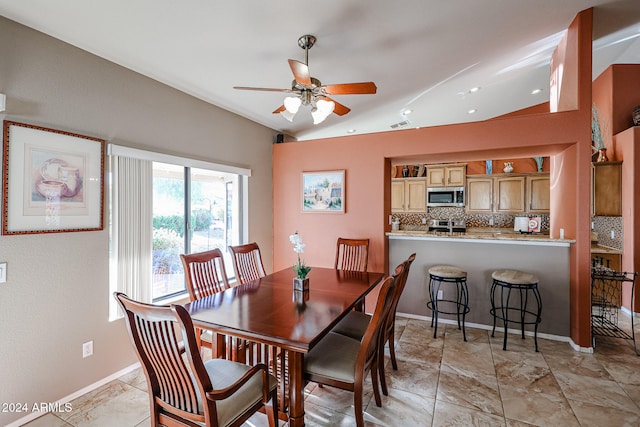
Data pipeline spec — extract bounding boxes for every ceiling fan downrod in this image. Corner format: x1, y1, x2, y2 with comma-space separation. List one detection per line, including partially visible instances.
298, 34, 316, 66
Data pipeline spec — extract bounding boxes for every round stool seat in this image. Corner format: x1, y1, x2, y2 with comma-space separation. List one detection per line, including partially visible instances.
429, 265, 467, 279
427, 264, 470, 341
490, 269, 542, 352
492, 269, 538, 285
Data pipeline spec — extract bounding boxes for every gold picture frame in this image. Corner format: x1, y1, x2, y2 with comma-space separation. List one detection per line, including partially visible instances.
2, 121, 105, 234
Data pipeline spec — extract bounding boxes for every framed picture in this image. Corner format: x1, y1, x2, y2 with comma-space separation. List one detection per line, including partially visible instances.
2, 121, 105, 234
302, 170, 345, 213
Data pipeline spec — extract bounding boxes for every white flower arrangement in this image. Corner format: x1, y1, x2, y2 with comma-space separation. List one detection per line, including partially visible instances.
289, 232, 311, 279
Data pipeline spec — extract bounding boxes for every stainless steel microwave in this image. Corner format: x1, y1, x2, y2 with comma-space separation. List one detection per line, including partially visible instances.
426, 186, 465, 207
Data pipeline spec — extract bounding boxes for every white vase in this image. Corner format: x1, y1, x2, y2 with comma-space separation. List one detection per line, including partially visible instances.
503, 162, 514, 173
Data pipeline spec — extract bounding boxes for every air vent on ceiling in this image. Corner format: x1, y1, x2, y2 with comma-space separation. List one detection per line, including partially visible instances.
390, 120, 411, 129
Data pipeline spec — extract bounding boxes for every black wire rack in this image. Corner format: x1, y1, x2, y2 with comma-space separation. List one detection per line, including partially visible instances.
591, 267, 639, 355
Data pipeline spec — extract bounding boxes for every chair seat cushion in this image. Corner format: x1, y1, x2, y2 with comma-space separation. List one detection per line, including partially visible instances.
200, 358, 278, 426
331, 310, 371, 341
429, 265, 467, 279
492, 269, 538, 285
304, 332, 360, 383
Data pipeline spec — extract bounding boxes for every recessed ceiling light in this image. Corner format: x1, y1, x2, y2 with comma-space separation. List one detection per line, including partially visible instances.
468, 109, 477, 114
531, 88, 543, 95
469, 87, 481, 93
347, 129, 356, 134
403, 109, 413, 115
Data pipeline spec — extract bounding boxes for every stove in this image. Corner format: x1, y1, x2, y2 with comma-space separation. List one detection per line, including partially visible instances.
428, 219, 467, 233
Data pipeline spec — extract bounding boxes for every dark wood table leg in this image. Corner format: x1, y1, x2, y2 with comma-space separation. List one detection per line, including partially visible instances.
287, 350, 305, 427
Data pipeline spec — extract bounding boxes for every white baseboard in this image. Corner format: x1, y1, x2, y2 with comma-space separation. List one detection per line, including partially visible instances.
397, 311, 574, 344
6, 362, 141, 427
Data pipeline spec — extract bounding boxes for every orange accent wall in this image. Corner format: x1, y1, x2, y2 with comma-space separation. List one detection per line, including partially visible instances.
273, 9, 594, 347
593, 65, 640, 310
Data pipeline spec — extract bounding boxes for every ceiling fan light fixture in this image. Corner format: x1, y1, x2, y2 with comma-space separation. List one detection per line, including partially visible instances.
280, 109, 297, 122
311, 99, 335, 124
284, 96, 302, 114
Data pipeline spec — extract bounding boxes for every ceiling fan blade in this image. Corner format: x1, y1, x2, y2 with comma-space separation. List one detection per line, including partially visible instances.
321, 96, 351, 116
272, 105, 286, 114
323, 82, 377, 95
288, 59, 312, 86
233, 86, 295, 93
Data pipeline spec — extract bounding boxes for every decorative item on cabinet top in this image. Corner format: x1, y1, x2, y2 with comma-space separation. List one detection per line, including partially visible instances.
633, 105, 640, 127
392, 164, 426, 178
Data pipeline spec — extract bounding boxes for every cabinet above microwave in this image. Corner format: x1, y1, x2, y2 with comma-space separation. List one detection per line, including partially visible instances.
426, 164, 466, 187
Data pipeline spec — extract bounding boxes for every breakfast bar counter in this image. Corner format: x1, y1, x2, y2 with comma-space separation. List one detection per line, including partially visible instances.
388, 229, 573, 338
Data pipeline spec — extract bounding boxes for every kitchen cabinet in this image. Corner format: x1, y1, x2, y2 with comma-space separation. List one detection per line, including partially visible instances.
467, 173, 548, 214
426, 164, 466, 187
466, 177, 494, 213
494, 176, 526, 213
592, 162, 622, 216
392, 178, 426, 212
527, 174, 550, 213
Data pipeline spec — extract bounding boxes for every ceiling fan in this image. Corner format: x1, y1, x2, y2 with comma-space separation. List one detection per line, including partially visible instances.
233, 35, 377, 124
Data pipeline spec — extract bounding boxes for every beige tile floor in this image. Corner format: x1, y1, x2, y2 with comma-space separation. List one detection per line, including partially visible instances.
24, 316, 640, 426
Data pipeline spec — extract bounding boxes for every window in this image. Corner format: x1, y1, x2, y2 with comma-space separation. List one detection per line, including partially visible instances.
151, 163, 240, 300
108, 145, 249, 320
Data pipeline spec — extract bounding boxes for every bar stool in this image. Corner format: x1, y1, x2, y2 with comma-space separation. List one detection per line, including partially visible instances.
427, 265, 470, 341
490, 269, 542, 351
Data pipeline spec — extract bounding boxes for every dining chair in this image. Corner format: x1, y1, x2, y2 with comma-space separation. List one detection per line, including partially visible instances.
114, 292, 278, 427
229, 242, 266, 284
303, 275, 396, 427
331, 253, 416, 396
180, 248, 231, 353
335, 237, 370, 273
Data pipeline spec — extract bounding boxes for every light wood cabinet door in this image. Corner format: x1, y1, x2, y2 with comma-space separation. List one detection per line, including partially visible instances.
426, 168, 445, 187
427, 165, 466, 187
495, 176, 526, 213
391, 180, 405, 212
405, 180, 426, 211
592, 162, 622, 216
466, 177, 493, 213
446, 166, 466, 186
391, 179, 426, 212
527, 174, 550, 213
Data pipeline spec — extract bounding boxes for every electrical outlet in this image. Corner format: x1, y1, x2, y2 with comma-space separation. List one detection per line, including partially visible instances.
611, 230, 615, 239
437, 290, 443, 300
83, 341, 93, 358
0, 262, 6, 283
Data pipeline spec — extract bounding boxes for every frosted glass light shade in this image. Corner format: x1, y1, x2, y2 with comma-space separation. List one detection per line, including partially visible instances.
311, 99, 335, 124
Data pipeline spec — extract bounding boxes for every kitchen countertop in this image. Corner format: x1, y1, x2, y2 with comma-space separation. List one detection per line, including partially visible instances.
387, 227, 574, 247
591, 244, 622, 255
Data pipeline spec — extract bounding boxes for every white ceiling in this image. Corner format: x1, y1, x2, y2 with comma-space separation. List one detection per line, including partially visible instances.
1, 0, 639, 141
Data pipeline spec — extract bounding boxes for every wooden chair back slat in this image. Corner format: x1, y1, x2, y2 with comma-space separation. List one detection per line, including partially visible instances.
335, 238, 369, 273
180, 249, 230, 301
115, 292, 279, 427
229, 243, 266, 284
117, 294, 207, 419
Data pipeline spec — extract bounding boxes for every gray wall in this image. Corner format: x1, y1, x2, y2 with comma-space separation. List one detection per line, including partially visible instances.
390, 237, 571, 337
0, 17, 274, 425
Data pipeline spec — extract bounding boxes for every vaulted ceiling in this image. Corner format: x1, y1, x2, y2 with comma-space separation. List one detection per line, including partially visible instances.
1, 0, 639, 141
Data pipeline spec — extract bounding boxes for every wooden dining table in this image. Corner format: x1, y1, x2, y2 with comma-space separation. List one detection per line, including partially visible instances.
183, 266, 384, 427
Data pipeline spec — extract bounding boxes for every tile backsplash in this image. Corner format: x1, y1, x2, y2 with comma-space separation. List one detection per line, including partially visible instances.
592, 216, 623, 250
393, 209, 550, 232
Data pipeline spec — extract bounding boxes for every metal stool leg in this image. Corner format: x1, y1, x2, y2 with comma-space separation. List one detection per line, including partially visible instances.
502, 284, 512, 351
533, 284, 542, 352
490, 280, 498, 337
460, 279, 469, 341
